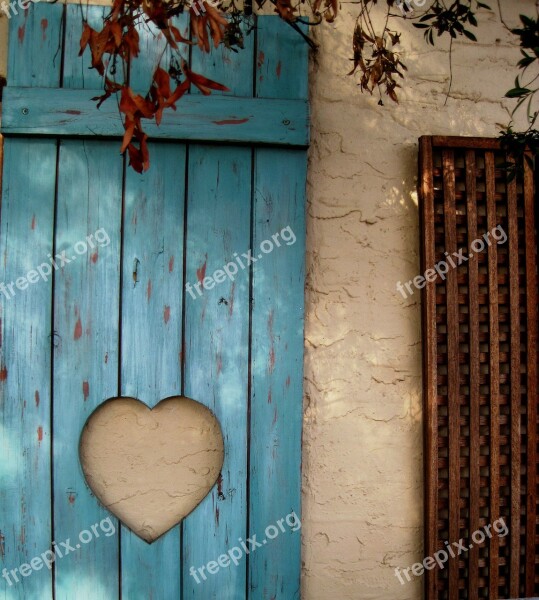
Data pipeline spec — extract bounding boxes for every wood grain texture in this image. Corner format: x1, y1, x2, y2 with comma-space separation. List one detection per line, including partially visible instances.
247, 17, 307, 600
1, 8, 308, 600
120, 143, 186, 598
0, 7, 63, 599
506, 163, 520, 599
485, 151, 500, 599
1, 88, 309, 147
182, 145, 251, 599
523, 158, 538, 597
442, 150, 459, 600
418, 136, 438, 600
52, 139, 122, 600
464, 149, 480, 599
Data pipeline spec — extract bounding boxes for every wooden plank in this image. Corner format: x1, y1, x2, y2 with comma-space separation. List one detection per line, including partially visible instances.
248, 17, 307, 600
0, 138, 57, 600
442, 149, 459, 600
63, 5, 109, 90
182, 145, 251, 599
191, 19, 255, 97
52, 9, 121, 597
119, 14, 189, 599
506, 160, 520, 599
485, 151, 500, 598
1, 87, 310, 147
120, 143, 186, 599
0, 7, 62, 599
7, 3, 65, 88
523, 157, 538, 596
431, 136, 501, 150
465, 149, 480, 598
419, 136, 438, 600
52, 139, 122, 599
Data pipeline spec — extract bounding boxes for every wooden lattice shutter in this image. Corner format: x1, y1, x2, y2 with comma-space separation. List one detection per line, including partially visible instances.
419, 136, 538, 599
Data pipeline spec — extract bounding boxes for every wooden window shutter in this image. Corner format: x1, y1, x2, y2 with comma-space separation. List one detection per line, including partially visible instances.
419, 136, 538, 599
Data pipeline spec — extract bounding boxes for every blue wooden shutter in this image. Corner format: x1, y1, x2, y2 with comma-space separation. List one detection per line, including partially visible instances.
0, 6, 308, 600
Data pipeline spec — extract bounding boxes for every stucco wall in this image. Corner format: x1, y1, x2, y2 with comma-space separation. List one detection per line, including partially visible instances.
0, 1, 533, 598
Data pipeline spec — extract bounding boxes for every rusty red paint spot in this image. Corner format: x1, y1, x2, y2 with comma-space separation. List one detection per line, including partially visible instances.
18, 25, 25, 43
196, 258, 207, 284
35, 390, 40, 407
215, 506, 220, 526
41, 18, 48, 40
285, 375, 291, 388
82, 381, 89, 401
164, 305, 171, 324
268, 347, 275, 373
31, 215, 36, 230
216, 354, 222, 375
267, 390, 272, 404
147, 279, 152, 301
37, 427, 43, 443
132, 212, 137, 226
68, 492, 76, 505
74, 318, 82, 340
168, 256, 174, 273
268, 311, 275, 373
64, 110, 81, 115
0, 367, 7, 381
91, 251, 98, 263
104, 352, 109, 364
273, 408, 278, 425
0, 532, 5, 559
217, 474, 225, 500
276, 61, 282, 78
19, 527, 25, 545
229, 283, 235, 317
258, 51, 265, 67
213, 118, 249, 126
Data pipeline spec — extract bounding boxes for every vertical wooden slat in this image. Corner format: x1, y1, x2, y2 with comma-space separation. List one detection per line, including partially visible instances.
182, 22, 254, 600
53, 7, 121, 598
465, 149, 480, 598
120, 144, 186, 599
53, 140, 122, 600
442, 150, 460, 600
523, 157, 538, 597
419, 136, 438, 600
118, 15, 188, 600
248, 18, 308, 600
182, 145, 251, 599
0, 6, 63, 599
506, 160, 521, 598
485, 150, 500, 598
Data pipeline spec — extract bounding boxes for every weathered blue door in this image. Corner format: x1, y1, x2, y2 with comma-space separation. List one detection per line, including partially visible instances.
0, 5, 308, 599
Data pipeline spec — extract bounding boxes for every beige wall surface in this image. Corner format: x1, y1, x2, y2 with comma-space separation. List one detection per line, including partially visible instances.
0, 1, 533, 598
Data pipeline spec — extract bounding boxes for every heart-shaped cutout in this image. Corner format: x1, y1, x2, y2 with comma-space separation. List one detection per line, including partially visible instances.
79, 396, 224, 543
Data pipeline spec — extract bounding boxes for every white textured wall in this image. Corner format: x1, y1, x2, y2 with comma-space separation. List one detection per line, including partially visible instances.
303, 2, 531, 599
0, 1, 534, 597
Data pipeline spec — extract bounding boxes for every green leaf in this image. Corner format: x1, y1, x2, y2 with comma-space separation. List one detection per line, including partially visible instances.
505, 87, 532, 98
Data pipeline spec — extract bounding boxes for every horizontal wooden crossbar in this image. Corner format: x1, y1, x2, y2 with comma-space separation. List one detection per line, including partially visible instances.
1, 87, 310, 146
